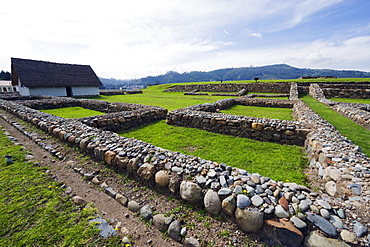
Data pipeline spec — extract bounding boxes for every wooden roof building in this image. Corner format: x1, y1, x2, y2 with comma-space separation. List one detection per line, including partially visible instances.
11, 58, 102, 97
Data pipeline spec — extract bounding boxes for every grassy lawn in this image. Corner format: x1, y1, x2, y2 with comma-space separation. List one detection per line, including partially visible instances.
0, 130, 120, 246
88, 84, 238, 111
220, 105, 293, 121
300, 94, 370, 156
120, 120, 307, 184
328, 98, 370, 104
40, 106, 105, 118
88, 80, 370, 110
144, 78, 370, 86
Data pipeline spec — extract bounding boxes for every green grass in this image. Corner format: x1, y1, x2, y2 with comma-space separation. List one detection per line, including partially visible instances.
40, 106, 105, 119
88, 79, 370, 110
0, 130, 121, 246
144, 78, 370, 86
89, 85, 239, 111
328, 98, 370, 104
220, 105, 293, 121
120, 120, 307, 184
300, 94, 370, 156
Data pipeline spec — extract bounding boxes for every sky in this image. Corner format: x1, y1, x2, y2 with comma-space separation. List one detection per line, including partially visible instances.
1, 0, 370, 79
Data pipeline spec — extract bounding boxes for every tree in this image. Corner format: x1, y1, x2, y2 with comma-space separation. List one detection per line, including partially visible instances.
254, 77, 259, 82
0, 70, 11, 80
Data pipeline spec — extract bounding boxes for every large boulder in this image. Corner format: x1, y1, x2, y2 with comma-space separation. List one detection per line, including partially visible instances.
137, 163, 155, 181
155, 170, 170, 187
180, 181, 203, 205
204, 190, 221, 215
114, 156, 129, 169
222, 195, 236, 216
306, 213, 338, 238
264, 218, 303, 247
127, 157, 140, 174
303, 231, 350, 247
169, 175, 180, 193
235, 208, 263, 233
104, 151, 116, 165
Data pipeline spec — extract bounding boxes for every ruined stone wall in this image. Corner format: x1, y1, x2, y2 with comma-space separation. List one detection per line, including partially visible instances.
164, 83, 291, 93
245, 93, 289, 98
166, 98, 309, 146
309, 84, 370, 130
291, 87, 370, 245
16, 97, 168, 132
322, 87, 370, 99
235, 97, 296, 108
289, 83, 300, 100
79, 107, 167, 132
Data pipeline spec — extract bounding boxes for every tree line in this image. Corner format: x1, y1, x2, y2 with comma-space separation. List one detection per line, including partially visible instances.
0, 70, 11, 80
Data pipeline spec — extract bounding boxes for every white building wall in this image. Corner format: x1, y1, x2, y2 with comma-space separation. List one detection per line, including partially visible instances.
18, 86, 100, 97
72, 86, 100, 96
28, 87, 67, 96
18, 85, 31, 96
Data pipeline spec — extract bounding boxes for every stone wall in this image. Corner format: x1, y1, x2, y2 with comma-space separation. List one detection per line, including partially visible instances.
291, 85, 370, 245
164, 83, 291, 93
289, 83, 300, 100
245, 93, 289, 98
309, 84, 370, 130
322, 86, 370, 99
166, 98, 309, 146
235, 97, 297, 108
296, 81, 370, 96
211, 88, 248, 96
99, 90, 124, 95
167, 81, 370, 97
16, 97, 168, 132
319, 83, 370, 99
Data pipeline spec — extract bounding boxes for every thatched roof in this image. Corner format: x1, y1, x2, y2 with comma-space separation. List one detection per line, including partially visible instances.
11, 58, 102, 88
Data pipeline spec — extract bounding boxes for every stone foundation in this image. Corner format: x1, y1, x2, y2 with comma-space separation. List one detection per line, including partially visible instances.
164, 82, 291, 93
166, 97, 308, 146
14, 97, 167, 132
309, 84, 370, 130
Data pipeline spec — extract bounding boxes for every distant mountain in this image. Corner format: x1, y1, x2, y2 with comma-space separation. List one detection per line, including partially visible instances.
131, 64, 370, 86
99, 64, 370, 88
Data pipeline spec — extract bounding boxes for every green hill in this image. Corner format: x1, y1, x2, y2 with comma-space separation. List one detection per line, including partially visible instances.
121, 64, 370, 87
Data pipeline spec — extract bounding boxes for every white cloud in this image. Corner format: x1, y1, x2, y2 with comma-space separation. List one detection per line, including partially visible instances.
188, 35, 370, 73
249, 33, 263, 39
